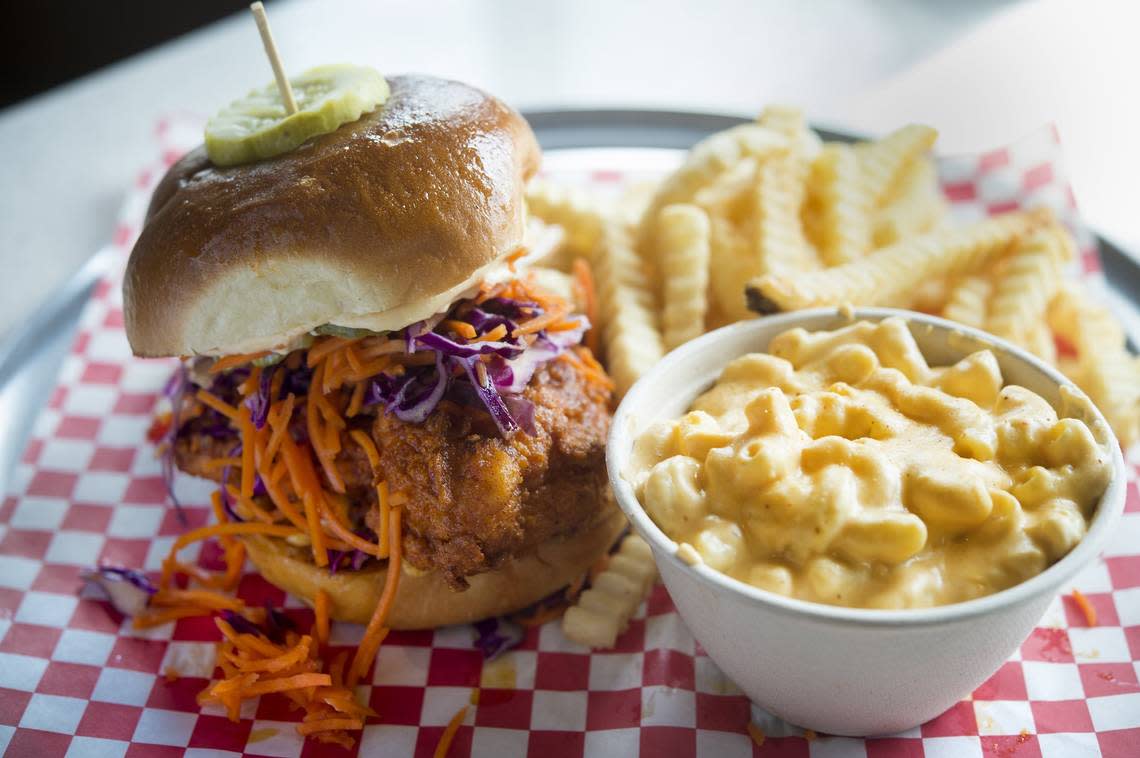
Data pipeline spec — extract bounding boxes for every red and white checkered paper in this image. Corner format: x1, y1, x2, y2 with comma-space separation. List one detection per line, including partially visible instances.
1, 119, 1139, 758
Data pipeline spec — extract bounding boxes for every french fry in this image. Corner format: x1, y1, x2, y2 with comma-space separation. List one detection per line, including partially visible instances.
616, 179, 661, 227
807, 144, 872, 266
595, 220, 666, 397
708, 215, 759, 321
758, 105, 821, 162
525, 179, 605, 263
858, 124, 939, 206
747, 209, 1043, 314
658, 204, 712, 350
752, 152, 817, 275
941, 275, 993, 329
693, 158, 759, 221
641, 124, 788, 245
1048, 285, 1140, 445
562, 534, 657, 649
986, 223, 1070, 347
873, 157, 946, 247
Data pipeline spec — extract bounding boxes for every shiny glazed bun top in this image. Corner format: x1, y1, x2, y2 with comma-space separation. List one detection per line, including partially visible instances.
124, 75, 541, 358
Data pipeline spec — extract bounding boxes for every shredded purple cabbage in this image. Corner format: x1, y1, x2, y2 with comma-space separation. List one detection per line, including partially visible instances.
460, 357, 518, 435
80, 566, 156, 617
414, 330, 524, 360
244, 365, 276, 429
473, 616, 526, 660
221, 609, 264, 637
263, 603, 297, 644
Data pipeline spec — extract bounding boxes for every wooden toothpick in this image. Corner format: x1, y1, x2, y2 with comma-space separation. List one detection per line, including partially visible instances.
249, 2, 298, 115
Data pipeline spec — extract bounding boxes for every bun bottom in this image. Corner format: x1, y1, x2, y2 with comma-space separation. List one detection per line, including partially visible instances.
241, 498, 628, 629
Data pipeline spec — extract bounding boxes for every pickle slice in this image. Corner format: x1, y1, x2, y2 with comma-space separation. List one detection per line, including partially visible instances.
205, 64, 389, 166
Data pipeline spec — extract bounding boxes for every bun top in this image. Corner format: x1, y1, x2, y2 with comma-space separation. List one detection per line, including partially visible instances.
124, 75, 541, 357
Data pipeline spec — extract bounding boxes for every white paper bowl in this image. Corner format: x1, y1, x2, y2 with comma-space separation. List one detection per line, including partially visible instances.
607, 307, 1127, 736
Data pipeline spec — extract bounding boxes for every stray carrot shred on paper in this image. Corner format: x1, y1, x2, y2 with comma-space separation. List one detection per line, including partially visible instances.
434, 704, 469, 758
1071, 589, 1097, 626
747, 722, 766, 747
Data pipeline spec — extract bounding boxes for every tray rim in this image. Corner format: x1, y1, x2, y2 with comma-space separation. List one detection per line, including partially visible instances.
1, 108, 1136, 496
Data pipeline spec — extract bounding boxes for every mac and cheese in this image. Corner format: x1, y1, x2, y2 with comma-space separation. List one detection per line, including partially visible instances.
629, 318, 1113, 609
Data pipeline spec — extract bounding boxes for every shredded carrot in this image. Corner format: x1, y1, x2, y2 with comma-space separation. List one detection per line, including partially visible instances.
152, 588, 245, 611
804, 729, 817, 741
215, 618, 285, 657
306, 337, 352, 367
224, 485, 278, 524
343, 345, 365, 374
319, 498, 384, 556
469, 688, 481, 706
238, 366, 262, 397
475, 324, 508, 342
239, 406, 256, 499
347, 355, 393, 382
512, 304, 569, 337
1071, 589, 1097, 626
264, 394, 296, 463
276, 433, 329, 566
257, 472, 309, 533
434, 705, 468, 758
224, 636, 312, 673
747, 722, 766, 747
318, 690, 375, 718
133, 606, 210, 629
238, 673, 332, 697
196, 389, 240, 420
222, 541, 246, 590
210, 352, 271, 374
441, 319, 477, 339
298, 718, 364, 736
376, 481, 391, 560
346, 381, 367, 417
164, 666, 181, 683
302, 492, 330, 568
314, 591, 330, 648
347, 505, 402, 687
329, 651, 349, 689
350, 430, 380, 473
307, 364, 347, 494
171, 522, 300, 555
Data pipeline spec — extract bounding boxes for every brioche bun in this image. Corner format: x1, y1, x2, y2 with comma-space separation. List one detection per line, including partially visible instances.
242, 499, 627, 629
124, 75, 541, 358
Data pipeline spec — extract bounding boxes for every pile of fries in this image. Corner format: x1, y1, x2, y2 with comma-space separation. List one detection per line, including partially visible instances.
525, 107, 1140, 448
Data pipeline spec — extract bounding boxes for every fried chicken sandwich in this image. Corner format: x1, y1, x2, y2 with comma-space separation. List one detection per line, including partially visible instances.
124, 74, 623, 630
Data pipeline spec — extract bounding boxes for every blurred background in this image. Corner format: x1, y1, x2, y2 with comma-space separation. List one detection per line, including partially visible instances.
0, 0, 1136, 340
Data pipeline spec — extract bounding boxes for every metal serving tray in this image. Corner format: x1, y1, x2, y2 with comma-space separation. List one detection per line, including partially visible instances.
1, 110, 1137, 496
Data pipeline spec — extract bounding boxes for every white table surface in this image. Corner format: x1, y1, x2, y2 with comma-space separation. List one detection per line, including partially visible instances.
0, 0, 1136, 341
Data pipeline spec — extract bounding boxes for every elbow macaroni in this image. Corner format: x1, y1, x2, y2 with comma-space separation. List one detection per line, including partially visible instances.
629, 318, 1113, 609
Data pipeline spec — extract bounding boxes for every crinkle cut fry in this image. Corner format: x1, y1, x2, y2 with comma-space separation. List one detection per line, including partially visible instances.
746, 209, 1045, 314
873, 157, 946, 247
1048, 283, 1140, 446
986, 223, 1071, 348
857, 123, 939, 206
809, 144, 872, 266
941, 275, 993, 329
657, 203, 712, 350
595, 219, 665, 397
525, 178, 606, 260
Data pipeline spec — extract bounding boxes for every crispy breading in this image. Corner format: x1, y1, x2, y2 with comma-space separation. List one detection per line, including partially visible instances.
174, 356, 612, 590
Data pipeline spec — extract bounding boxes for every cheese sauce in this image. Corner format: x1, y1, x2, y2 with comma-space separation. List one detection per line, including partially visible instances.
629, 319, 1113, 609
